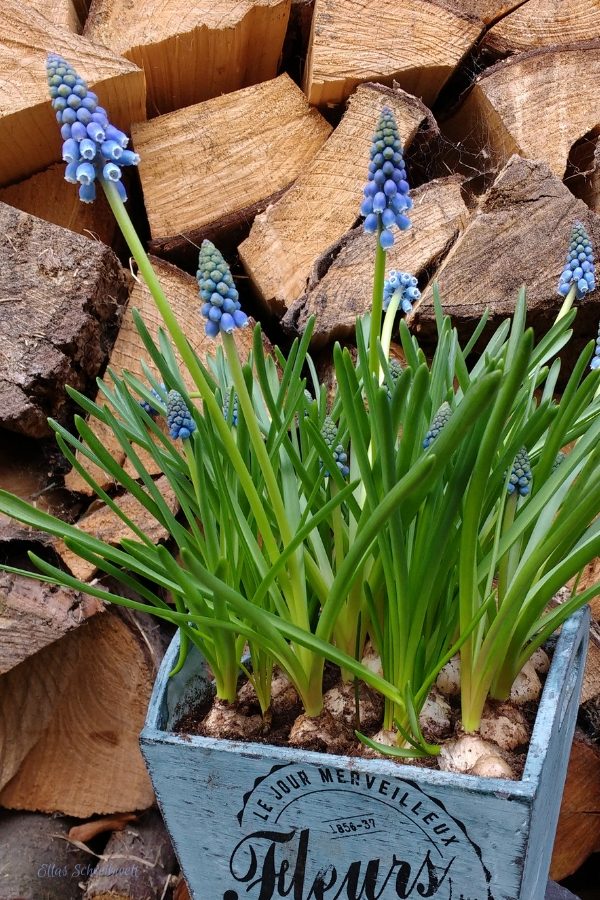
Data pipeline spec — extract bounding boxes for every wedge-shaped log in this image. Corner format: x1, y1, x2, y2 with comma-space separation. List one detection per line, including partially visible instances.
64, 257, 257, 495
0, 606, 161, 816
0, 163, 118, 247
0, 0, 145, 187
239, 83, 436, 316
282, 177, 468, 348
84, 0, 291, 116
481, 0, 600, 58
442, 42, 600, 181
303, 0, 482, 108
132, 74, 331, 265
30, 0, 81, 32
0, 202, 130, 439
409, 156, 600, 363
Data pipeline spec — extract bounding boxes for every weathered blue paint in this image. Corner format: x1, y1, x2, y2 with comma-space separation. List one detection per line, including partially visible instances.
140, 608, 589, 900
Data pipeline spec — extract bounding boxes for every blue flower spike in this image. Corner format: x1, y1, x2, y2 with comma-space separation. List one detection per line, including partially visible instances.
552, 451, 566, 472
361, 106, 412, 250
197, 240, 248, 338
423, 402, 452, 449
591, 320, 600, 371
385, 358, 403, 400
223, 391, 239, 426
46, 53, 140, 203
507, 447, 532, 497
558, 221, 595, 300
167, 390, 197, 441
139, 383, 165, 417
383, 270, 421, 314
321, 416, 349, 477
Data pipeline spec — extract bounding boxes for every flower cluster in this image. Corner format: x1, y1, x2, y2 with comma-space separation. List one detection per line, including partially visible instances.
197, 241, 248, 337
557, 221, 595, 300
46, 53, 140, 203
423, 402, 452, 449
139, 383, 165, 417
386, 358, 403, 399
591, 320, 600, 371
361, 106, 412, 250
383, 270, 421, 314
223, 391, 239, 426
321, 416, 349, 477
167, 390, 197, 441
507, 447, 532, 496
552, 451, 566, 472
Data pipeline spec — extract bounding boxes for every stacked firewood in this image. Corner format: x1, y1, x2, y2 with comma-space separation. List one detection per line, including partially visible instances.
1, 0, 600, 895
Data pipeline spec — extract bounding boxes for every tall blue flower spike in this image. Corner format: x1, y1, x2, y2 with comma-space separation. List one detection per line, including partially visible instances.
361, 106, 412, 250
167, 390, 197, 440
386, 358, 403, 400
46, 53, 140, 203
321, 416, 349, 477
139, 383, 165, 417
558, 221, 595, 300
507, 447, 532, 496
197, 240, 249, 338
383, 270, 421, 314
591, 320, 600, 370
423, 402, 452, 449
223, 391, 239, 426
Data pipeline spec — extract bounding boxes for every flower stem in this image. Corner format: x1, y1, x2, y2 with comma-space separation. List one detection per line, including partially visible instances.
368, 223, 386, 379
555, 283, 578, 322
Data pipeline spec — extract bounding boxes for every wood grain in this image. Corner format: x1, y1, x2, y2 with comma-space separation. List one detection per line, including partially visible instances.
131, 74, 331, 244
282, 177, 468, 348
482, 0, 600, 58
0, 0, 145, 187
239, 83, 435, 317
84, 0, 291, 116
29, 0, 82, 32
303, 0, 483, 108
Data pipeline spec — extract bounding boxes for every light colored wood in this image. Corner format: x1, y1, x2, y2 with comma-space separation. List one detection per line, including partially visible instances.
239, 83, 435, 316
581, 625, 600, 705
0, 607, 160, 816
0, 0, 145, 188
442, 42, 600, 181
29, 0, 82, 32
84, 0, 291, 116
0, 163, 117, 246
550, 729, 600, 880
482, 0, 600, 57
0, 571, 103, 674
131, 74, 331, 244
68, 812, 138, 842
568, 556, 600, 620
303, 0, 482, 108
445, 0, 522, 24
282, 177, 468, 347
55, 475, 180, 581
65, 258, 256, 494
410, 156, 600, 362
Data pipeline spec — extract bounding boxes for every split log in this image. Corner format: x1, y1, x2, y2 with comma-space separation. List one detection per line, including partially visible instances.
0, 569, 102, 674
30, 0, 82, 32
302, 0, 482, 109
444, 0, 522, 25
84, 0, 291, 117
0, 163, 119, 248
0, 605, 161, 816
0, 201, 131, 438
441, 42, 600, 183
282, 176, 468, 348
83, 809, 177, 900
55, 474, 180, 581
64, 257, 257, 495
0, 0, 145, 187
0, 809, 89, 900
409, 156, 600, 368
281, 0, 315, 85
132, 74, 331, 266
173, 878, 191, 900
239, 83, 437, 317
481, 0, 600, 60
550, 729, 600, 880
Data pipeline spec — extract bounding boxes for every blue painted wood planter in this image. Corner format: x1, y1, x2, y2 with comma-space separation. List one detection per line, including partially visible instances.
140, 607, 589, 900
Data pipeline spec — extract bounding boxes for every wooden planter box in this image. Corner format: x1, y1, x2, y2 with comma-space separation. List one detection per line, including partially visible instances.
140, 607, 589, 900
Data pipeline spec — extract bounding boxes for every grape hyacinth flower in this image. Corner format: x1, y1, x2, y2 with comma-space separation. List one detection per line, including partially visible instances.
552, 451, 566, 472
197, 240, 248, 338
423, 402, 452, 449
383, 270, 421, 314
386, 358, 403, 399
321, 416, 349, 477
591, 320, 600, 370
507, 447, 532, 496
46, 53, 140, 203
361, 106, 412, 250
557, 221, 595, 300
139, 383, 165, 417
223, 392, 239, 426
167, 390, 197, 441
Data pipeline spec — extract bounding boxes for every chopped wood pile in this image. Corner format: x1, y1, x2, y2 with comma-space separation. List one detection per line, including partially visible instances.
1, 0, 600, 895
